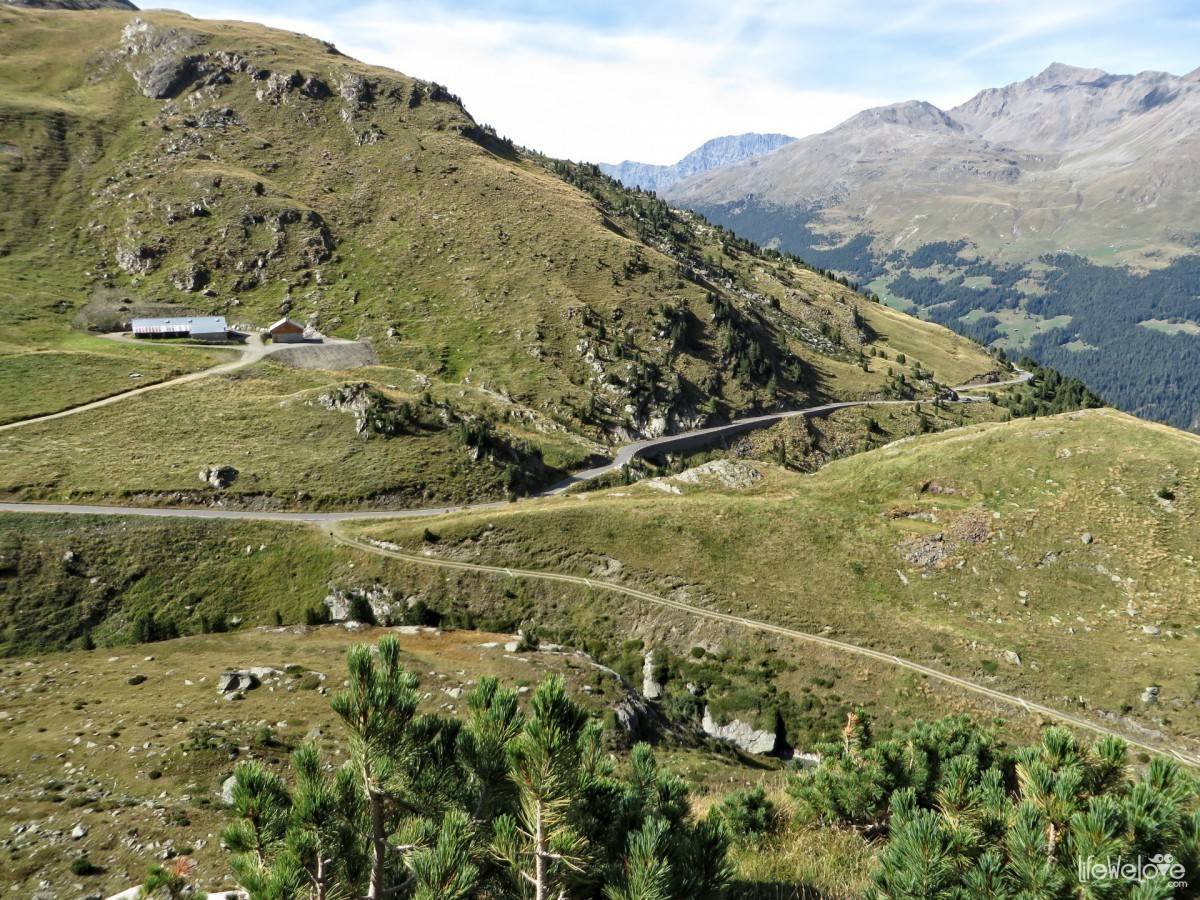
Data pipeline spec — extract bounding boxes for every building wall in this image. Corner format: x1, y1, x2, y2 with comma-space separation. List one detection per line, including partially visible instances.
271, 329, 305, 343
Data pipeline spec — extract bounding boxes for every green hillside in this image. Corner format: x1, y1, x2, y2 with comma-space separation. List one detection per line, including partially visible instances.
0, 5, 1007, 506
354, 408, 1200, 754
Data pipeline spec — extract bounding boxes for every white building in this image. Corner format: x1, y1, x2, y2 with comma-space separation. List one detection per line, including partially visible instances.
131, 316, 229, 342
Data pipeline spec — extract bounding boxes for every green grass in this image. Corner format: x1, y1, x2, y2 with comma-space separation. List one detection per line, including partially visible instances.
1139, 318, 1200, 336
354, 408, 1200, 750
0, 513, 345, 654
0, 333, 224, 424
0, 625, 635, 895
0, 361, 595, 507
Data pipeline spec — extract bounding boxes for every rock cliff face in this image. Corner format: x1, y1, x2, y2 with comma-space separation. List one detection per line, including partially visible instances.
701, 706, 779, 755
600, 133, 795, 193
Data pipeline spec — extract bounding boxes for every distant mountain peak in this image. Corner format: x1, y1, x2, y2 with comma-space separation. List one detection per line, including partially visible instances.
1032, 62, 1109, 86
600, 132, 795, 193
836, 99, 962, 133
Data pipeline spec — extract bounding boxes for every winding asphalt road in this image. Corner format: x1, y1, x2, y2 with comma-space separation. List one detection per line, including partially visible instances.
0, 369, 1031, 522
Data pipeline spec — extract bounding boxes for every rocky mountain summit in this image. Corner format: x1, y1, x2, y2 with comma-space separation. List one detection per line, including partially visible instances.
600, 132, 794, 193
663, 62, 1200, 430
668, 63, 1200, 263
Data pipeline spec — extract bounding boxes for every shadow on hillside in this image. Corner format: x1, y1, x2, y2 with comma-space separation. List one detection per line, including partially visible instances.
730, 881, 849, 900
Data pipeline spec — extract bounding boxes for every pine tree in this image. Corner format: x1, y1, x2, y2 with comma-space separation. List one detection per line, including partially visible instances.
493, 675, 594, 900
330, 636, 425, 900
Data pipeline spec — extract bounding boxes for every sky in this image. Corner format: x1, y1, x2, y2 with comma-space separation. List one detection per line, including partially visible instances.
161, 0, 1200, 165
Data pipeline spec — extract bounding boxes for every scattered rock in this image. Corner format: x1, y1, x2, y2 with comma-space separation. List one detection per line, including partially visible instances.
71, 824, 87, 840
1141, 685, 1160, 705
1081, 532, 1094, 545
701, 707, 778, 755
221, 775, 237, 805
1002, 650, 1022, 667
1142, 625, 1161, 636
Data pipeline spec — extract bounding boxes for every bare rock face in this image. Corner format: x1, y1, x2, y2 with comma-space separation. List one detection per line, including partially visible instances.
701, 706, 779, 755
323, 583, 398, 624
120, 18, 202, 100
641, 651, 663, 700
115, 242, 161, 275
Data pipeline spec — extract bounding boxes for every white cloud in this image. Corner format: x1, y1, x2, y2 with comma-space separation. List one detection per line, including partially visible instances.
164, 1, 884, 163
160, 0, 1196, 164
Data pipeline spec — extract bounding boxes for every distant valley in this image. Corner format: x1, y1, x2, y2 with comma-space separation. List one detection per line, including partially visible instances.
605, 65, 1200, 429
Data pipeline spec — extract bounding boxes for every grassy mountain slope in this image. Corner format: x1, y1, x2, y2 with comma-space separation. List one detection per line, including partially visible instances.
354, 408, 1200, 752
0, 5, 1003, 506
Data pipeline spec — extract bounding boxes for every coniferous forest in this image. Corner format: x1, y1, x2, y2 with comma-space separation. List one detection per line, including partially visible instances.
692, 198, 1200, 430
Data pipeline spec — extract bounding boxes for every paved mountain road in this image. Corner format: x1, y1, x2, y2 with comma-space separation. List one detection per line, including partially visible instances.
0, 370, 1031, 522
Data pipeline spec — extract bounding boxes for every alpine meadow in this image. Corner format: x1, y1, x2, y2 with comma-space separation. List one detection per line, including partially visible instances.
1, 2, 1199, 899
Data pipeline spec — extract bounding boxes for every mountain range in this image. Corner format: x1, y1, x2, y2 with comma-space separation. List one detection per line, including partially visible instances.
3, 6, 1200, 897
648, 64, 1200, 429
599, 132, 794, 193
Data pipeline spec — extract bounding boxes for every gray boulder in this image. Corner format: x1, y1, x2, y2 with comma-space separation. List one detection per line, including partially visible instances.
199, 465, 238, 489
641, 650, 663, 700
701, 706, 778, 755
217, 671, 258, 694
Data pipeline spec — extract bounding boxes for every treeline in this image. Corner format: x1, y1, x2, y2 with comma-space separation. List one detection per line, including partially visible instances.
687, 200, 1200, 430
856, 245, 1200, 430
996, 358, 1105, 418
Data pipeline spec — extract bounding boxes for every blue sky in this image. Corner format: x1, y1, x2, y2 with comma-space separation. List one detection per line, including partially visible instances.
160, 0, 1200, 164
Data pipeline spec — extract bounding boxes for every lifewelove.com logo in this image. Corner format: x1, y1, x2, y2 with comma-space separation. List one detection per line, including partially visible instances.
1079, 853, 1187, 888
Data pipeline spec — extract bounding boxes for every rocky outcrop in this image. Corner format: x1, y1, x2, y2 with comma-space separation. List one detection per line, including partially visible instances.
701, 706, 779, 755
120, 18, 204, 100
323, 583, 400, 624
613, 690, 661, 744
115, 242, 161, 275
198, 464, 238, 489
641, 651, 663, 700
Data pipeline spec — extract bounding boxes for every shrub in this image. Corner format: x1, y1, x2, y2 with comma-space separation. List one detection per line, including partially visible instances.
70, 855, 103, 876
304, 605, 330, 626
710, 785, 778, 844
347, 595, 375, 625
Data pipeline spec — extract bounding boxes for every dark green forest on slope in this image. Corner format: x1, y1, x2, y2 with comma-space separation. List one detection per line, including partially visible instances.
690, 197, 1200, 431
